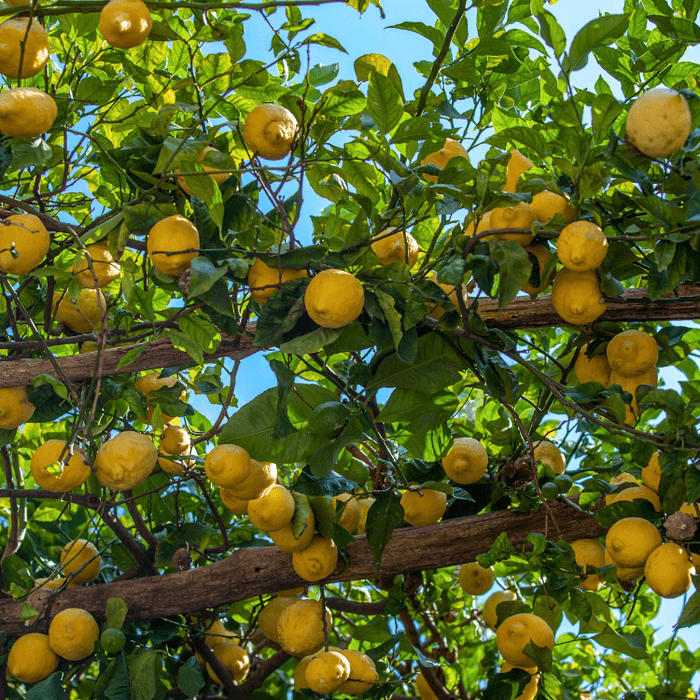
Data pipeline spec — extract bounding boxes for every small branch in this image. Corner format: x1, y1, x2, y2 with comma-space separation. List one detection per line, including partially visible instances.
101, 509, 160, 577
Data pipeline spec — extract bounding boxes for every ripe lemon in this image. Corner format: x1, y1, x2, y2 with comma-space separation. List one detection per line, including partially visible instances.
336, 649, 379, 694
557, 221, 608, 272
244, 103, 298, 160
304, 269, 365, 328
400, 488, 447, 527
574, 351, 611, 385
147, 215, 199, 277
496, 613, 554, 668
356, 497, 375, 535
426, 275, 469, 320
371, 227, 420, 266
551, 269, 607, 325
465, 210, 492, 237
0, 385, 35, 429
203, 619, 238, 649
483, 590, 517, 630
570, 539, 606, 591
605, 517, 662, 569
74, 243, 120, 288
226, 459, 276, 500
292, 534, 338, 582
501, 662, 539, 700
99, 0, 152, 48
276, 599, 333, 657
206, 641, 250, 683
158, 445, 194, 476
485, 202, 536, 246
177, 146, 229, 195
604, 549, 644, 583
641, 452, 661, 492
204, 444, 251, 489
161, 425, 190, 455
607, 483, 660, 511
258, 596, 297, 643
0, 18, 49, 78
295, 655, 313, 689
60, 539, 101, 584
681, 502, 699, 517
503, 149, 535, 193
53, 288, 106, 334
626, 87, 691, 158
248, 258, 307, 305
48, 607, 99, 661
0, 87, 57, 138
533, 441, 565, 475
442, 437, 488, 484
94, 431, 158, 490
0, 214, 50, 275
333, 493, 360, 532
7, 633, 58, 684
305, 650, 351, 694
221, 486, 248, 514
645, 543, 695, 598
458, 562, 494, 595
134, 372, 184, 424
606, 330, 658, 377
421, 138, 469, 182
31, 439, 91, 492
609, 473, 638, 488
416, 670, 441, 700
530, 191, 574, 224
248, 484, 295, 532
522, 244, 554, 295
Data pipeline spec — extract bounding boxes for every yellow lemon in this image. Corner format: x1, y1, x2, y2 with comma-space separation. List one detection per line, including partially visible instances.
522, 244, 554, 295
465, 210, 492, 237
606, 330, 658, 377
421, 138, 469, 182
31, 439, 91, 493
227, 459, 277, 500
204, 444, 251, 489
400, 488, 447, 527
551, 269, 607, 325
0, 385, 35, 429
605, 517, 662, 569
574, 351, 611, 385
53, 288, 106, 334
244, 103, 298, 160
161, 425, 190, 455
371, 227, 419, 266
426, 275, 469, 320
336, 649, 379, 694
530, 191, 574, 224
275, 586, 305, 597
74, 243, 120, 288
276, 599, 333, 657
248, 484, 295, 532
604, 549, 644, 583
443, 437, 488, 485
533, 441, 565, 475
48, 608, 99, 661
609, 365, 658, 424
680, 502, 699, 517
0, 87, 57, 139
607, 483, 660, 511
292, 534, 338, 582
609, 473, 638, 488
295, 655, 313, 689
99, 0, 152, 49
641, 452, 661, 492
357, 497, 375, 535
177, 146, 230, 196
416, 670, 440, 700
270, 511, 315, 552
645, 543, 695, 598
305, 650, 351, 694
304, 269, 365, 328
485, 202, 536, 246
458, 562, 495, 596
220, 486, 249, 514
483, 590, 518, 630
503, 149, 535, 193
60, 539, 101, 584
134, 372, 184, 425
248, 258, 307, 305
258, 596, 298, 643
7, 633, 58, 684
557, 221, 608, 272
0, 214, 50, 275
496, 613, 554, 668
501, 662, 539, 700
147, 215, 199, 277
0, 18, 49, 79
333, 493, 360, 532
570, 539, 606, 591
94, 431, 158, 490
203, 619, 238, 650
206, 641, 250, 683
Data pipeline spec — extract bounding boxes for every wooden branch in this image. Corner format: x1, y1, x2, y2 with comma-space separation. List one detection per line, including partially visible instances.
0, 501, 605, 638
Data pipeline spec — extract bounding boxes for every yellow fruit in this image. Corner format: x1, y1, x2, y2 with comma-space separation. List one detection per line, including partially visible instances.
443, 437, 488, 485
0, 214, 50, 275
626, 88, 691, 158
522, 245, 554, 295
421, 138, 470, 182
605, 517, 662, 569
248, 484, 295, 532
244, 103, 298, 160
0, 18, 49, 79
7, 633, 58, 684
530, 191, 575, 224
275, 587, 305, 597
206, 641, 250, 683
574, 351, 611, 386
305, 650, 351, 694
220, 486, 249, 514
570, 539, 606, 592
371, 227, 420, 266
276, 599, 333, 657
204, 444, 252, 489
645, 543, 695, 598
557, 221, 608, 272
73, 243, 120, 288
295, 656, 313, 689
258, 596, 297, 643
0, 385, 35, 429
53, 288, 106, 334
681, 502, 699, 517
336, 649, 379, 694
158, 445, 194, 476
94, 431, 158, 490
292, 534, 338, 582
161, 425, 190, 455
99, 0, 152, 49
333, 493, 360, 532
134, 373, 178, 396
203, 620, 238, 649
496, 613, 554, 668
604, 549, 644, 583
416, 670, 440, 700
248, 258, 307, 305
458, 562, 495, 596
426, 275, 469, 320
147, 215, 199, 277
609, 473, 638, 487
400, 488, 447, 527
483, 590, 517, 630
504, 150, 535, 193
465, 210, 492, 237
606, 330, 658, 377
60, 539, 101, 584
0, 87, 57, 138
607, 483, 661, 511
177, 146, 230, 196
48, 608, 99, 661
33, 576, 67, 590
501, 663, 539, 700
227, 459, 277, 500
551, 269, 607, 325
642, 452, 661, 492
304, 269, 365, 329
357, 497, 375, 535
485, 202, 536, 246
30, 439, 91, 492
533, 440, 566, 475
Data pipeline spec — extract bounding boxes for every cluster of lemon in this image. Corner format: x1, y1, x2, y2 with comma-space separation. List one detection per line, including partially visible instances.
195, 617, 250, 685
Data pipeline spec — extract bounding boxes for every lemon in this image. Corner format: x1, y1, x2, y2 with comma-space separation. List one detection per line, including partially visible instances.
0, 87, 57, 139
574, 351, 611, 385
0, 214, 50, 275
227, 459, 277, 500
609, 473, 638, 487
645, 543, 695, 598
680, 502, 699, 517
465, 210, 492, 237
333, 493, 360, 532
522, 245, 554, 295
161, 425, 190, 455
147, 215, 199, 277
0, 18, 49, 79
606, 483, 660, 511
220, 486, 249, 514
426, 275, 469, 320
0, 385, 35, 429
551, 269, 607, 325
458, 562, 494, 595
203, 619, 238, 649
606, 330, 658, 377
485, 202, 536, 246
276, 598, 333, 657
503, 150, 535, 193
54, 288, 106, 334
206, 641, 250, 683
7, 633, 59, 684
496, 613, 554, 668
626, 88, 691, 158
258, 596, 297, 643
158, 445, 194, 476
74, 243, 121, 288
641, 452, 661, 492
60, 539, 101, 584
48, 607, 99, 661
604, 549, 644, 583
421, 138, 470, 183
30, 439, 91, 493
292, 534, 338, 582
248, 484, 295, 532
94, 431, 157, 491
204, 444, 251, 489
400, 488, 447, 527
244, 103, 298, 160
416, 670, 441, 700
276, 586, 305, 597
99, 0, 152, 48
305, 650, 351, 694
609, 366, 658, 424
248, 258, 307, 305
357, 497, 375, 535
134, 372, 184, 424
483, 590, 517, 630
556, 221, 608, 272
295, 655, 313, 689
371, 227, 420, 266
533, 441, 565, 475
443, 437, 488, 484
304, 269, 365, 329
570, 539, 606, 591
530, 191, 575, 224
100, 628, 126, 654
605, 517, 662, 569
501, 662, 539, 700
336, 649, 379, 694
177, 146, 230, 196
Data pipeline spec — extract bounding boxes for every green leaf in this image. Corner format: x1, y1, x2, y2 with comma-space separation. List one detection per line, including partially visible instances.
321, 87, 367, 117
11, 137, 52, 170
291, 492, 312, 538
533, 9, 566, 58
188, 257, 228, 298
374, 289, 403, 350
593, 625, 648, 659
490, 239, 532, 310
354, 615, 392, 642
33, 373, 68, 400
412, 645, 441, 668
523, 641, 553, 672
647, 14, 700, 42
25, 672, 67, 700
308, 495, 336, 539
105, 597, 128, 631
367, 71, 404, 135
177, 656, 206, 698
309, 62, 339, 86
592, 93, 623, 144
254, 279, 309, 347
105, 652, 131, 700
593, 501, 658, 528
279, 327, 343, 355
567, 14, 629, 71
116, 344, 149, 371
293, 468, 359, 497
126, 649, 159, 700
677, 577, 700, 628
365, 491, 405, 571
269, 358, 297, 439
476, 532, 516, 568
302, 33, 348, 53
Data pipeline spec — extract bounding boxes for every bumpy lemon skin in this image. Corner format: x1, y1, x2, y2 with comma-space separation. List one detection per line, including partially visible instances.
53, 288, 107, 334
371, 227, 420, 266
556, 221, 608, 272
247, 484, 296, 532
147, 215, 200, 277
574, 352, 611, 385
400, 488, 447, 527
220, 486, 249, 514
421, 138, 470, 182
48, 607, 100, 661
7, 633, 59, 684
604, 549, 645, 583
204, 444, 251, 489
304, 269, 365, 329
530, 191, 575, 224
305, 650, 351, 694
551, 269, 607, 326
416, 670, 440, 700
31, 439, 91, 492
206, 641, 250, 683
336, 649, 379, 695
244, 104, 298, 160
645, 543, 695, 598
74, 243, 121, 288
99, 0, 152, 49
606, 329, 658, 377
533, 441, 566, 475
605, 516, 663, 569
0, 385, 35, 429
94, 431, 158, 491
458, 562, 495, 596
60, 539, 102, 584
227, 459, 277, 500
0, 87, 57, 139
0, 214, 50, 275
442, 437, 488, 484
276, 599, 333, 657
333, 493, 361, 532
641, 451, 661, 492
496, 613, 554, 668
426, 276, 469, 320
485, 202, 536, 246
248, 258, 307, 305
483, 590, 517, 631
570, 539, 606, 591
292, 534, 338, 582
258, 596, 297, 643
0, 18, 49, 79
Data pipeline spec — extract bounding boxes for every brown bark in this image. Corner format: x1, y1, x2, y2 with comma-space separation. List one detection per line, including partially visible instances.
0, 501, 605, 638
